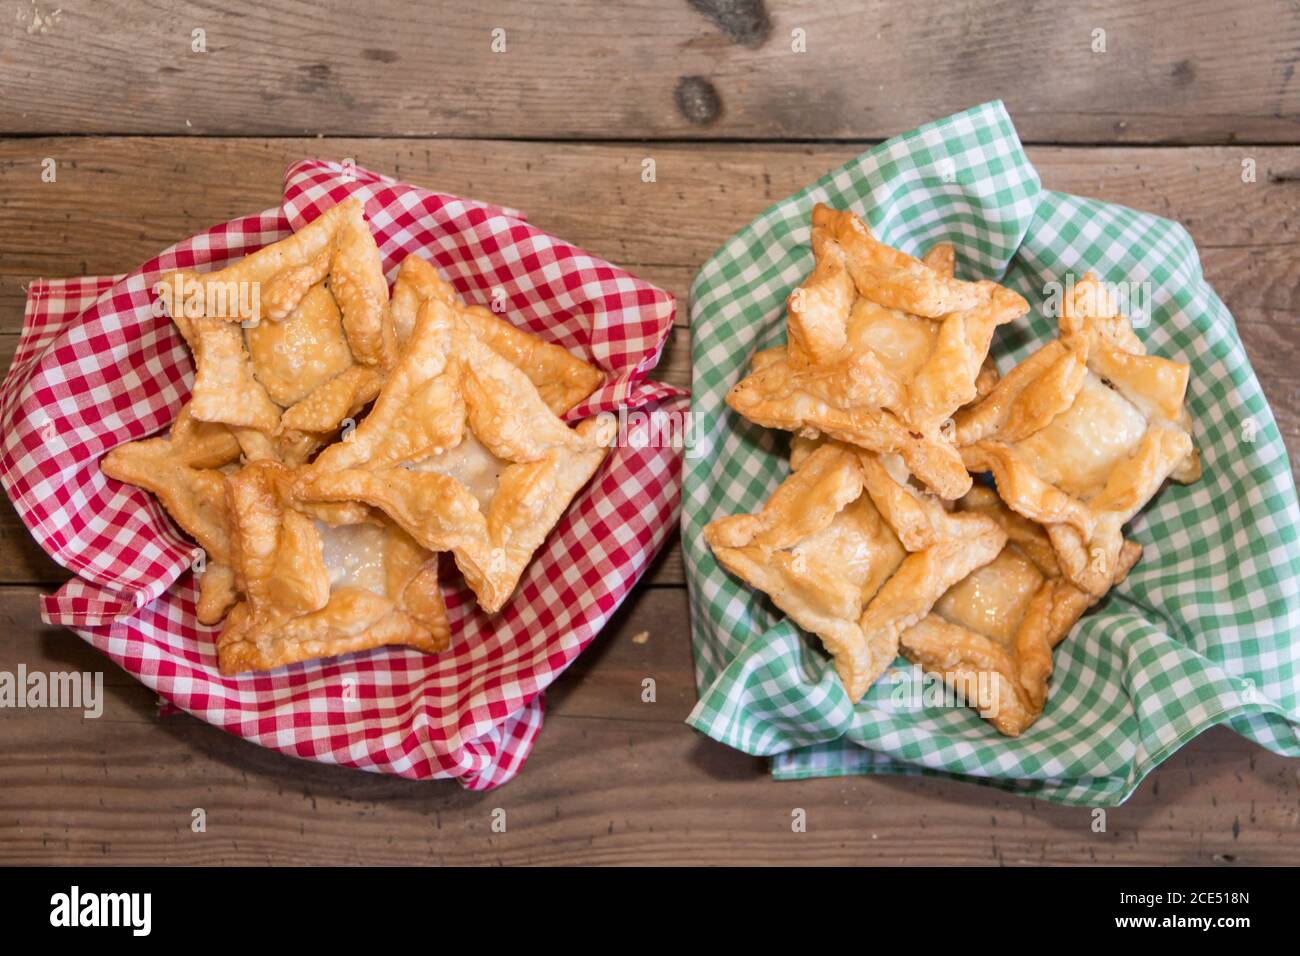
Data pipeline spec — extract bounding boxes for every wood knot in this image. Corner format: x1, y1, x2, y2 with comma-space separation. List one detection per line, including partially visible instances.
674, 75, 722, 126
687, 0, 772, 48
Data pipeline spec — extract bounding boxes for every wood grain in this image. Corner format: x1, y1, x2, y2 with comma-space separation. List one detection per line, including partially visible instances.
3, 139, 1299, 323
2, 585, 1296, 865
2, 1, 1298, 143
1, 117, 1298, 861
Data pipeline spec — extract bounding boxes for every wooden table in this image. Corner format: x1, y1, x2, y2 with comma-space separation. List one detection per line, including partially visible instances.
2, 1, 1298, 866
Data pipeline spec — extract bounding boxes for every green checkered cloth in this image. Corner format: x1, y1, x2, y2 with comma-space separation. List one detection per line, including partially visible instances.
682, 100, 1300, 806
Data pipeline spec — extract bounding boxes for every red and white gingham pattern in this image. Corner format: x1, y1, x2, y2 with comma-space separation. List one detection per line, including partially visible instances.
0, 160, 686, 790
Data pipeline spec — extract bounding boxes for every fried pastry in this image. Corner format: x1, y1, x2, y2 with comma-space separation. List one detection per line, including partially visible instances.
703, 442, 1007, 700
724, 205, 1028, 498
295, 297, 614, 614
161, 198, 393, 443
217, 460, 448, 674
956, 273, 1199, 596
923, 243, 999, 403
899, 485, 1141, 735
389, 253, 604, 416
100, 402, 242, 624
973, 355, 1000, 402
101, 190, 617, 672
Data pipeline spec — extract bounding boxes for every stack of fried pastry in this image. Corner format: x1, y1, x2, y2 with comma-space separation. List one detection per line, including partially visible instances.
705, 203, 1200, 735
101, 198, 610, 674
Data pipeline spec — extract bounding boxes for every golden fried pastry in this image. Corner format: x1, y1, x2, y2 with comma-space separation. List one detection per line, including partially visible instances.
899, 485, 1141, 735
389, 253, 604, 416
100, 403, 243, 624
101, 193, 616, 673
956, 274, 1199, 596
294, 297, 614, 614
161, 198, 392, 445
225, 424, 328, 470
724, 205, 1028, 498
924, 243, 999, 404
703, 442, 1007, 700
217, 460, 448, 674
973, 355, 1000, 402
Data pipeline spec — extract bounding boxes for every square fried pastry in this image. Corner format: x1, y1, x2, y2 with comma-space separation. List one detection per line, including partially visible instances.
956, 274, 1200, 596
389, 253, 604, 416
217, 461, 448, 674
162, 198, 394, 458
703, 440, 1007, 700
100, 402, 243, 625
900, 485, 1141, 736
100, 195, 617, 673
294, 297, 614, 614
724, 204, 1028, 499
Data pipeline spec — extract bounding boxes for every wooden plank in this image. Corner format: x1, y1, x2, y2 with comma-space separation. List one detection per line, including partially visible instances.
0, 493, 64, 584
2, 1, 1298, 143
3, 140, 1299, 317
0, 140, 1296, 591
1, 585, 1296, 865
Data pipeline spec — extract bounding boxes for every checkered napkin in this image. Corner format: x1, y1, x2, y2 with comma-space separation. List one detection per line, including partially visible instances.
683, 101, 1300, 806
0, 160, 686, 790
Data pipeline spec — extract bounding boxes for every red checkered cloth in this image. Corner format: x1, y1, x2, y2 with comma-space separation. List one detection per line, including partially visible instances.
0, 160, 687, 790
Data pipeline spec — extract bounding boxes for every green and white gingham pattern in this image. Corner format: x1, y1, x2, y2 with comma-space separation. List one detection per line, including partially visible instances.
682, 101, 1300, 806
